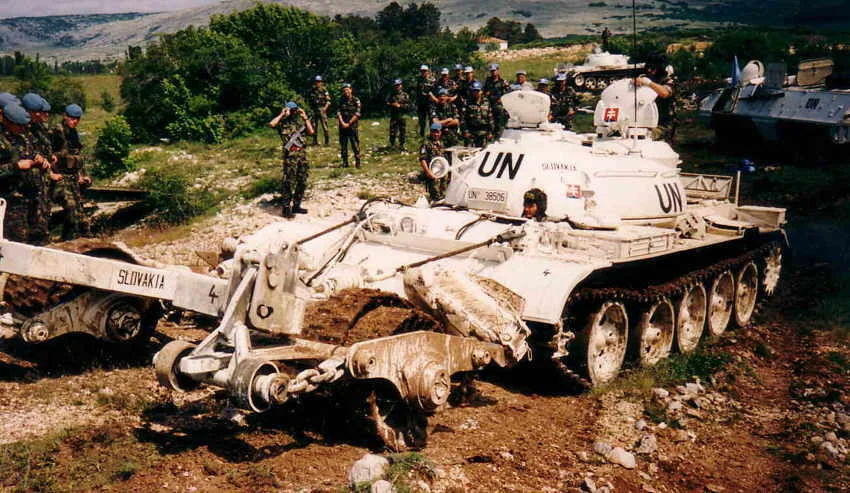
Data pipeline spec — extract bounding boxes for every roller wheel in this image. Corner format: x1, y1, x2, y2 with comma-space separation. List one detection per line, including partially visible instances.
367, 387, 428, 452
155, 340, 199, 392
573, 301, 628, 386
676, 284, 706, 353
734, 262, 759, 328
707, 271, 735, 336
102, 296, 161, 346
231, 357, 279, 413
634, 297, 675, 366
573, 74, 585, 87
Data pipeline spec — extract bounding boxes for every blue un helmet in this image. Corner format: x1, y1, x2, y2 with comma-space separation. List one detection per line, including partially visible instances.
65, 104, 83, 118
488, 63, 499, 71
21, 93, 43, 112
0, 93, 20, 107
3, 103, 31, 125
430, 122, 442, 131
38, 96, 51, 112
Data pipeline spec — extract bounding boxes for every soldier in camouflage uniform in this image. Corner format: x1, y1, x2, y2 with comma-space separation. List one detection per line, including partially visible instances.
551, 74, 578, 129
22, 93, 58, 244
1, 103, 48, 242
307, 75, 331, 146
419, 122, 446, 203
49, 104, 91, 241
337, 83, 361, 168
269, 101, 315, 218
456, 66, 476, 112
483, 63, 510, 138
415, 65, 436, 137
430, 88, 461, 147
452, 64, 464, 88
510, 70, 534, 92
386, 78, 412, 150
461, 82, 493, 148
434, 68, 457, 101
636, 52, 677, 144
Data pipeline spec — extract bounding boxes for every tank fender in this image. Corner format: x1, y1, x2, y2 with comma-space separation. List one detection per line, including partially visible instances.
476, 257, 607, 325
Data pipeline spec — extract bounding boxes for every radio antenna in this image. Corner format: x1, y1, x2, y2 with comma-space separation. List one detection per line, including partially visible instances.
632, 0, 638, 128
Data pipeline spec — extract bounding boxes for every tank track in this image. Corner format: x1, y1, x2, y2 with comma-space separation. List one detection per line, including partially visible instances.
550, 241, 783, 388
2, 239, 133, 317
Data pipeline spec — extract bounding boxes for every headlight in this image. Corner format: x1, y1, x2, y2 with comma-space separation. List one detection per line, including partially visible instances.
399, 216, 415, 233
429, 157, 450, 179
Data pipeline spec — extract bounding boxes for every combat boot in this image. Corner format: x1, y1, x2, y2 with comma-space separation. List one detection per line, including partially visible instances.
293, 203, 308, 214
282, 205, 294, 218
355, 158, 361, 169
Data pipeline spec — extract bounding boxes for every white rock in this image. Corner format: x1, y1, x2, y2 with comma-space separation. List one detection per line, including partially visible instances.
635, 434, 658, 455
606, 447, 637, 469
811, 436, 825, 446
667, 401, 683, 413
349, 454, 389, 486
581, 477, 597, 492
651, 388, 669, 400
825, 432, 838, 443
593, 441, 613, 457
820, 441, 840, 460
220, 407, 248, 427
371, 480, 396, 493
635, 419, 648, 431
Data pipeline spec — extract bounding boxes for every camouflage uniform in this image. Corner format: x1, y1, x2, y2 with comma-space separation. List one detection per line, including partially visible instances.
0, 130, 31, 242
462, 97, 494, 147
434, 77, 457, 97
386, 88, 412, 148
337, 94, 361, 167
419, 137, 446, 202
653, 74, 678, 144
453, 75, 466, 111
26, 121, 51, 244
415, 74, 435, 137
307, 85, 331, 146
49, 121, 89, 240
483, 76, 510, 137
277, 115, 309, 211
551, 84, 578, 129
430, 102, 460, 147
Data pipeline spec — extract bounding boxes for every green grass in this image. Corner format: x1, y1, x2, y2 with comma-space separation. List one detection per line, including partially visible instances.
486, 48, 591, 84
595, 347, 733, 395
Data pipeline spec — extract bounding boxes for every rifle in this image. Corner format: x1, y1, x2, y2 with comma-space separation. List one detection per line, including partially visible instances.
284, 125, 306, 152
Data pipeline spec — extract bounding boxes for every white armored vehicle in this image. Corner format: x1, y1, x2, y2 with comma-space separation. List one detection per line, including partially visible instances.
557, 50, 645, 92
0, 79, 786, 448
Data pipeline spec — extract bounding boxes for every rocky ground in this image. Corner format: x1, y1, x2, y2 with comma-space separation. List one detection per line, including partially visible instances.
1, 172, 849, 492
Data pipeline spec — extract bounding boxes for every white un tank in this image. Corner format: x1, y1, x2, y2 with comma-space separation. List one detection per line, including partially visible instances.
216, 79, 789, 388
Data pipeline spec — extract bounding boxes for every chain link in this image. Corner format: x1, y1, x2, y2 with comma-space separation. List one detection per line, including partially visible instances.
284, 355, 346, 396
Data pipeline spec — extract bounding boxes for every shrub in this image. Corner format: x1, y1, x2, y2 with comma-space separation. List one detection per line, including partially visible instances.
138, 167, 216, 224
101, 90, 116, 112
93, 115, 134, 178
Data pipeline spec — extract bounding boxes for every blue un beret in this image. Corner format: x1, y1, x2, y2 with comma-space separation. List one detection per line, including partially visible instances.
430, 122, 442, 131
65, 104, 83, 118
21, 93, 43, 112
393, 78, 402, 85
471, 81, 482, 91
0, 93, 20, 107
314, 75, 323, 82
3, 103, 31, 125
341, 83, 352, 89
286, 101, 298, 110
39, 96, 51, 112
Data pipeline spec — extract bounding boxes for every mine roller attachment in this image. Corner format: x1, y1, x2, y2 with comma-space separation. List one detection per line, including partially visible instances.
154, 340, 200, 392
0, 239, 163, 346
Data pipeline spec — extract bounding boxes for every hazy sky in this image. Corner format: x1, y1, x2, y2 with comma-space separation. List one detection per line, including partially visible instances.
0, 0, 225, 18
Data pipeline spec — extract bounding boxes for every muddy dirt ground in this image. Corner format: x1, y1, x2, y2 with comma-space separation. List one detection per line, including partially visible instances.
1, 182, 849, 492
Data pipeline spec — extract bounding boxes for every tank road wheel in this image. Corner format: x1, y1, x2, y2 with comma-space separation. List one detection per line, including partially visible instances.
155, 340, 200, 392
762, 246, 782, 297
585, 78, 598, 90
597, 78, 609, 90
707, 271, 735, 337
367, 387, 428, 452
231, 358, 281, 413
676, 284, 707, 353
576, 301, 628, 386
573, 74, 585, 87
734, 262, 759, 328
635, 298, 675, 366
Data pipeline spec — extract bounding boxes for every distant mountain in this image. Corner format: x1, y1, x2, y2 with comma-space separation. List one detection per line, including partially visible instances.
0, 0, 847, 61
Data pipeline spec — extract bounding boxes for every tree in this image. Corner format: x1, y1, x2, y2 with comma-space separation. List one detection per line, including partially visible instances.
521, 23, 543, 44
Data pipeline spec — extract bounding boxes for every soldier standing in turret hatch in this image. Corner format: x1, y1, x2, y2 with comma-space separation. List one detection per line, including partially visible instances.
461, 82, 493, 148
337, 83, 361, 168
49, 104, 91, 241
1, 102, 48, 242
510, 70, 534, 92
635, 52, 677, 143
419, 122, 446, 203
483, 63, 510, 138
307, 75, 331, 146
415, 65, 435, 137
269, 101, 314, 218
386, 78, 412, 150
